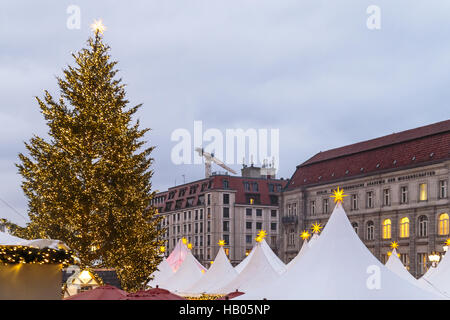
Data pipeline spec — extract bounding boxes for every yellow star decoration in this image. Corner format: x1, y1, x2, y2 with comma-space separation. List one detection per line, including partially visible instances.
300, 230, 311, 240
210, 261, 214, 265
187, 243, 193, 250
311, 222, 323, 234
182, 237, 188, 245
330, 186, 348, 204
218, 240, 226, 247
90, 19, 107, 35
255, 230, 267, 242
445, 239, 450, 247
390, 241, 399, 250
159, 246, 166, 253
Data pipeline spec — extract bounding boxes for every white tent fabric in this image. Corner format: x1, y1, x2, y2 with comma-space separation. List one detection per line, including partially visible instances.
146, 258, 175, 288
187, 247, 238, 294
287, 239, 309, 269
423, 250, 450, 295
235, 239, 286, 274
385, 249, 445, 296
237, 203, 442, 300
166, 239, 206, 273
159, 250, 204, 293
0, 231, 25, 246
218, 242, 281, 294
308, 233, 319, 247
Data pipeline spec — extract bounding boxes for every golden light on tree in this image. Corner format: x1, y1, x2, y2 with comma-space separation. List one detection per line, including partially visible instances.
159, 246, 166, 253
330, 187, 348, 204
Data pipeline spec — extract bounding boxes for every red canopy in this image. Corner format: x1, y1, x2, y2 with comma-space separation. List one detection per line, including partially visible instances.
121, 287, 186, 300
219, 290, 245, 300
65, 285, 127, 300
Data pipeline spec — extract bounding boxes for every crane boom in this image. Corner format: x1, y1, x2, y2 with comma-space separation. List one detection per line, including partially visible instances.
195, 147, 237, 178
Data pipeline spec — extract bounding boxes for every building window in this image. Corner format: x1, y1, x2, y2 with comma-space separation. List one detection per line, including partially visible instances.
252, 182, 259, 192
288, 229, 295, 246
271, 210, 277, 218
207, 234, 210, 246
271, 236, 277, 246
223, 193, 230, 204
246, 222, 252, 230
223, 221, 230, 232
383, 189, 391, 206
400, 254, 410, 270
287, 204, 292, 216
223, 180, 229, 189
399, 217, 410, 238
323, 199, 329, 214
418, 253, 428, 275
256, 222, 262, 230
224, 248, 229, 257
223, 207, 229, 218
418, 215, 428, 237
246, 208, 252, 217
223, 234, 229, 245
366, 191, 374, 208
401, 186, 408, 204
256, 209, 262, 217
244, 182, 250, 191
188, 224, 191, 233
293, 203, 297, 215
246, 235, 252, 244
195, 223, 198, 234
207, 193, 211, 205
207, 208, 211, 219
352, 222, 358, 235
200, 209, 203, 220
351, 194, 358, 210
382, 219, 392, 239
310, 201, 316, 216
207, 221, 210, 233
366, 221, 374, 240
271, 223, 277, 231
419, 183, 428, 201
438, 213, 449, 235
195, 210, 198, 220
440, 180, 448, 199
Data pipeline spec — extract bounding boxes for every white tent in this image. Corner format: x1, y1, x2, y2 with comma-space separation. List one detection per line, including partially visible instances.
165, 239, 206, 273
422, 250, 450, 295
235, 239, 286, 274
385, 249, 445, 296
0, 231, 25, 246
187, 247, 238, 294
218, 242, 281, 294
287, 239, 309, 269
237, 203, 442, 300
18, 238, 70, 250
158, 250, 204, 293
146, 258, 175, 288
308, 233, 320, 247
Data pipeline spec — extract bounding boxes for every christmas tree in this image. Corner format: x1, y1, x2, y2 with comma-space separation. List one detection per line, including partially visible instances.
15, 21, 164, 291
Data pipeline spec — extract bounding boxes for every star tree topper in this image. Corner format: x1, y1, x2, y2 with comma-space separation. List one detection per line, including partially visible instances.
255, 230, 267, 242
90, 19, 107, 35
218, 240, 226, 247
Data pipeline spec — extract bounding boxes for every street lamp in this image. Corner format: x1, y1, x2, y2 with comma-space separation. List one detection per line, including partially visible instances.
428, 252, 441, 268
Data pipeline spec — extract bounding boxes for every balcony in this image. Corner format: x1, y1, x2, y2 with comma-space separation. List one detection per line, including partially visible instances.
281, 216, 298, 224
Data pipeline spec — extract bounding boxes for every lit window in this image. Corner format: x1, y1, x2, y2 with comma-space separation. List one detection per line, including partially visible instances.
438, 213, 449, 235
382, 219, 392, 239
399, 217, 410, 238
419, 183, 428, 201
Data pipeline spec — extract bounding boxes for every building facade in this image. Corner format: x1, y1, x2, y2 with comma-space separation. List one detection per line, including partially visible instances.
280, 119, 450, 278
152, 166, 287, 266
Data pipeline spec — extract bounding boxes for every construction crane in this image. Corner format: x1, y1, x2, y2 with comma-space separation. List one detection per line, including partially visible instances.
195, 147, 237, 178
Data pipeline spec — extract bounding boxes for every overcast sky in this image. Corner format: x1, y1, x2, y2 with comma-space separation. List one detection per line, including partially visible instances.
1, 1, 449, 226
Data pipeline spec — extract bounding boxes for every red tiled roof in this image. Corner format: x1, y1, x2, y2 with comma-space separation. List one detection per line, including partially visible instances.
287, 120, 450, 190
155, 175, 287, 212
